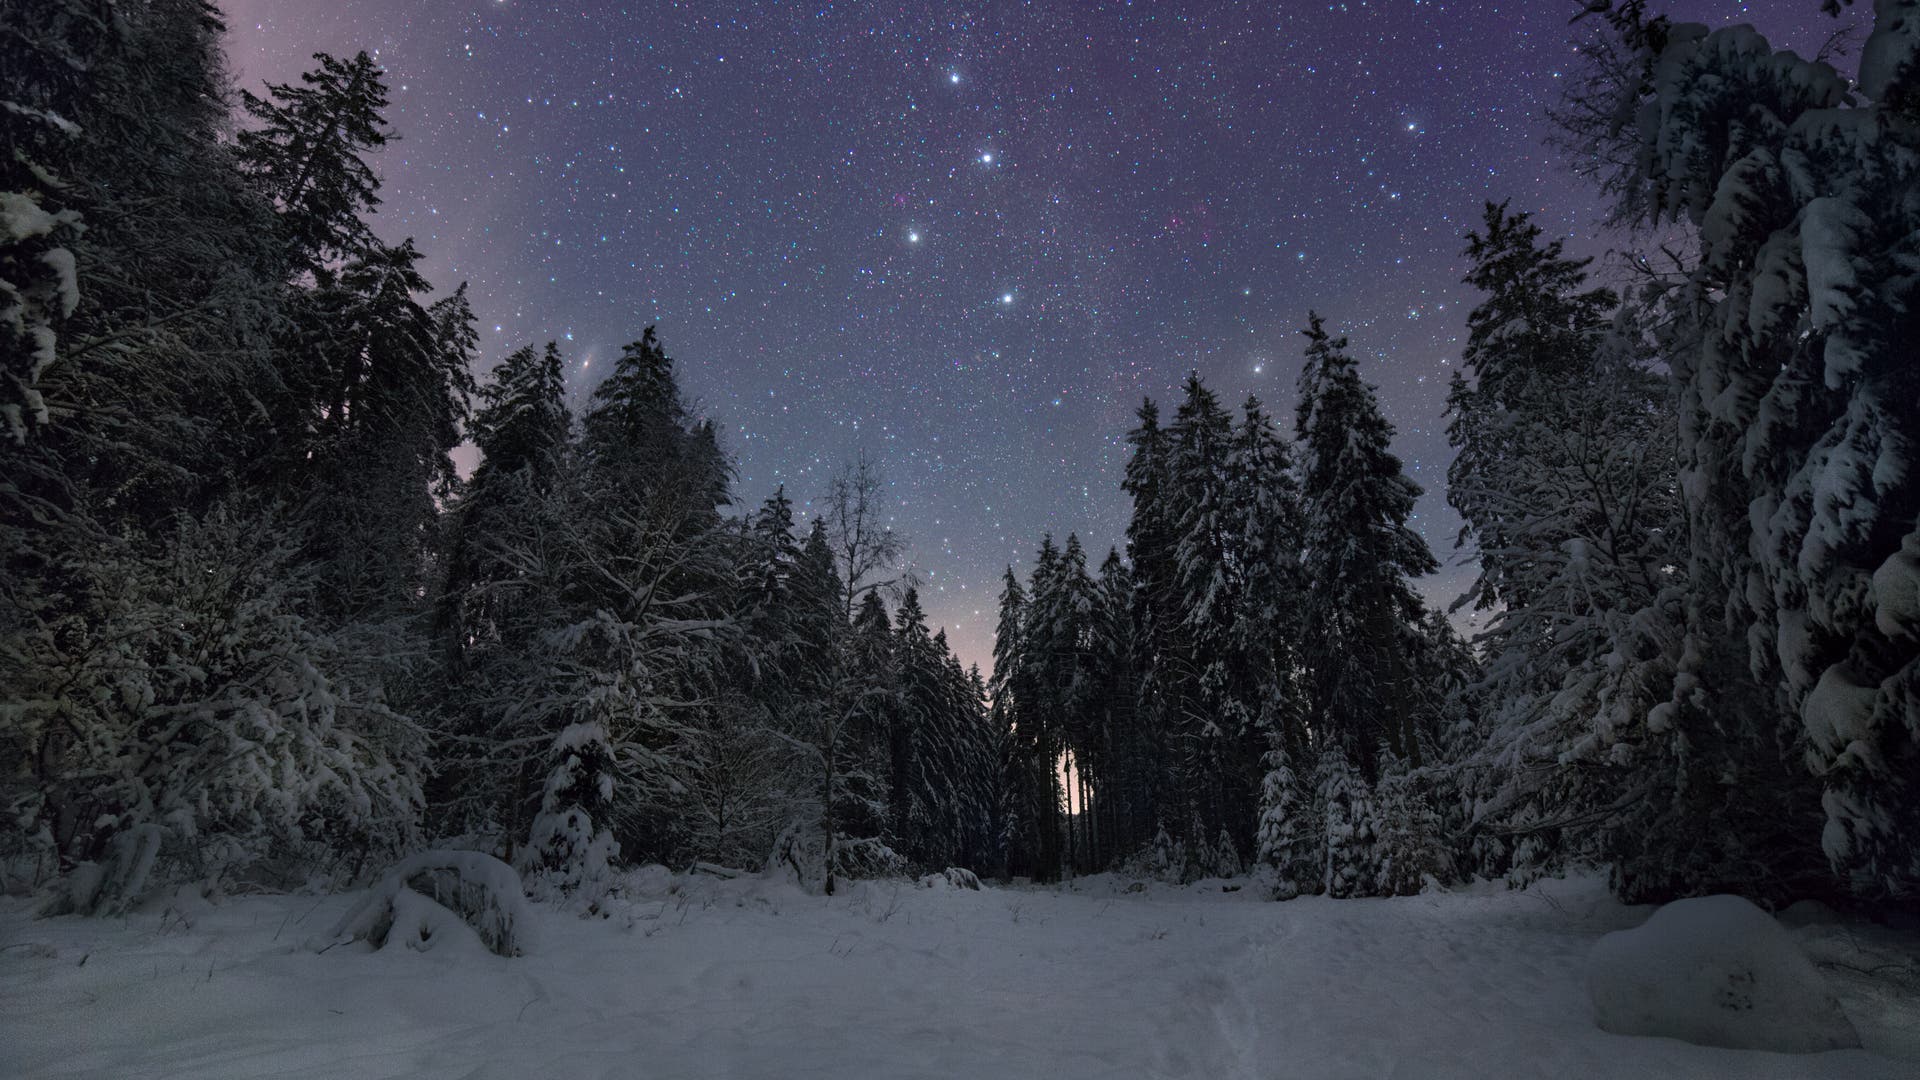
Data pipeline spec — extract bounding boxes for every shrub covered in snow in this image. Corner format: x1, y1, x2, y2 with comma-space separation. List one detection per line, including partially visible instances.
325, 850, 531, 957
1587, 894, 1860, 1053
769, 823, 905, 895
918, 866, 982, 890
519, 720, 620, 903
10, 510, 423, 912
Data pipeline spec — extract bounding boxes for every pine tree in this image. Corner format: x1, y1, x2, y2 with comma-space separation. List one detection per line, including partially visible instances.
838, 590, 905, 876
1167, 375, 1249, 850
1121, 399, 1182, 850
237, 49, 390, 272
431, 340, 573, 841
299, 240, 475, 629
466, 342, 572, 493
1081, 549, 1142, 867
1295, 314, 1438, 778
1255, 744, 1317, 898
1444, 201, 1684, 887
893, 589, 941, 861
990, 567, 1031, 876
1562, 3, 1919, 900
521, 718, 620, 901
1448, 201, 1621, 615
676, 488, 804, 869
960, 663, 1001, 871
769, 517, 901, 892
1316, 746, 1375, 899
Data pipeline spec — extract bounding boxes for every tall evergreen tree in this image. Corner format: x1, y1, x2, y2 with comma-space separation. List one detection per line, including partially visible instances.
237, 49, 390, 272
1121, 399, 1182, 849
1444, 201, 1683, 886
300, 239, 475, 629
1167, 376, 1248, 849
990, 567, 1032, 876
433, 340, 574, 840
1294, 314, 1438, 778
1561, 3, 1919, 900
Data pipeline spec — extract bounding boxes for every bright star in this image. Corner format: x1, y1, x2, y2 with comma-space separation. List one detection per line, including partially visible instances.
980, 152, 994, 164
907, 231, 920, 243
1001, 293, 1014, 304
949, 72, 961, 84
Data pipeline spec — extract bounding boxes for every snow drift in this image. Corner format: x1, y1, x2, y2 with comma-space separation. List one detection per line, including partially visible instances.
1587, 894, 1861, 1053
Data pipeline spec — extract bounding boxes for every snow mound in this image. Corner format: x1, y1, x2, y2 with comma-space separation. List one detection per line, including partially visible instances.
919, 866, 983, 890
321, 850, 531, 957
1588, 894, 1860, 1053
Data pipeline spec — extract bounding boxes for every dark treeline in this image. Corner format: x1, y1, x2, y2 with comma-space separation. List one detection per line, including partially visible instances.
3, 1, 1915, 914
993, 2, 1920, 905
0, 1, 999, 909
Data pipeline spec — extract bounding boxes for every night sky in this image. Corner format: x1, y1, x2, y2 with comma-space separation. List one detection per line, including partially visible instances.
218, 1, 1853, 670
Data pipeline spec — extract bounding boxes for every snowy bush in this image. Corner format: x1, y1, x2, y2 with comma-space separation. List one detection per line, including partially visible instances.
918, 866, 982, 890
1256, 748, 1321, 899
769, 822, 905, 895
5, 508, 421, 908
519, 720, 621, 901
1371, 771, 1450, 896
1587, 894, 1859, 1053
1317, 749, 1375, 898
1118, 823, 1188, 885
40, 824, 166, 918
325, 850, 531, 957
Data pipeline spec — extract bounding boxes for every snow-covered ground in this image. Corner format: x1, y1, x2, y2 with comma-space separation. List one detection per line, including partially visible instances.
3, 871, 1915, 1079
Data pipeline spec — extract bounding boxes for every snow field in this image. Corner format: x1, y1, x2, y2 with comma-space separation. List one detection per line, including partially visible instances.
1, 873, 1914, 1079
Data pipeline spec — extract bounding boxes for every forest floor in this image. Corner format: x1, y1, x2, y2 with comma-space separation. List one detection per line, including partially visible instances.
2, 869, 1916, 1079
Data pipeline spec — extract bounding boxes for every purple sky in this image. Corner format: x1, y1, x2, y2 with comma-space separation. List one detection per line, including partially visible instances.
218, 0, 1857, 669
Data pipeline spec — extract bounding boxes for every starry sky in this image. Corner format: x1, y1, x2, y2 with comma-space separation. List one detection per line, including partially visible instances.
218, 0, 1855, 670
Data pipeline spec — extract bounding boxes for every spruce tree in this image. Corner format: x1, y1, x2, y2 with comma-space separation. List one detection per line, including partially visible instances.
1444, 201, 1683, 887
1295, 314, 1437, 778
1121, 400, 1182, 850
1168, 376, 1248, 849
1562, 3, 1919, 900
990, 567, 1032, 876
237, 49, 390, 272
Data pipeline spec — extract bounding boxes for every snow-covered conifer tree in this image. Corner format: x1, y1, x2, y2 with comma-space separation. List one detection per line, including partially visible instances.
1560, 2, 1920, 899
1295, 315, 1438, 778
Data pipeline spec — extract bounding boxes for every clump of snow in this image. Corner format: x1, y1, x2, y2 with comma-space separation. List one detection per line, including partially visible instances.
1588, 894, 1861, 1053
323, 850, 531, 957
41, 824, 166, 918
1860, 0, 1920, 103
0, 190, 59, 241
623, 862, 676, 898
918, 866, 983, 890
1802, 664, 1881, 771
1872, 534, 1920, 639
1776, 898, 1845, 929
379, 886, 492, 956
40, 247, 77, 317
